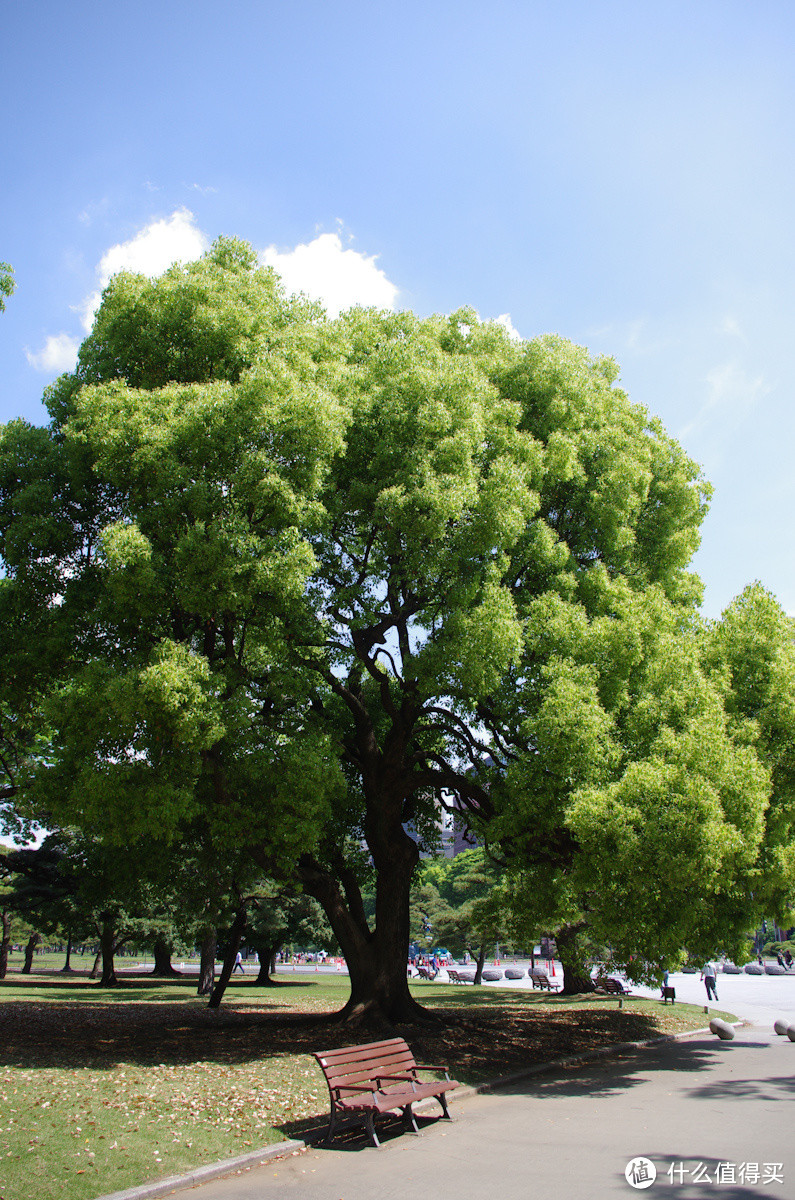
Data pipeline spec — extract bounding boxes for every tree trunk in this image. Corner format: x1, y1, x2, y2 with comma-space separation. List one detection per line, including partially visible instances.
472, 944, 487, 985
197, 929, 217, 996
556, 922, 595, 995
98, 918, 118, 987
253, 942, 281, 985
22, 931, 41, 973
298, 828, 430, 1027
208, 906, 247, 1009
0, 910, 11, 979
60, 931, 75, 973
151, 937, 181, 977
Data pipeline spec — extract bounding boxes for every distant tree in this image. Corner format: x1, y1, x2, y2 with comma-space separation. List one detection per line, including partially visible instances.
415, 850, 513, 982
245, 888, 335, 984
0, 851, 16, 977
0, 834, 91, 973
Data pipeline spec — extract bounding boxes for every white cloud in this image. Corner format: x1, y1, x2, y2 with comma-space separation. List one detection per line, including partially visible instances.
679, 360, 769, 445
25, 332, 81, 374
720, 315, 747, 343
260, 231, 399, 316
97, 208, 208, 286
75, 207, 210, 331
27, 209, 211, 377
493, 312, 522, 341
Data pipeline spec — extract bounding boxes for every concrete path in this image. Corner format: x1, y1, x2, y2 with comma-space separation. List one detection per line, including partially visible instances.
162, 1028, 794, 1200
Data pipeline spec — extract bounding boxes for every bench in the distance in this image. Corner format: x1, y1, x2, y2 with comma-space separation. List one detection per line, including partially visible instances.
313, 1036, 460, 1147
529, 969, 559, 990
596, 977, 632, 995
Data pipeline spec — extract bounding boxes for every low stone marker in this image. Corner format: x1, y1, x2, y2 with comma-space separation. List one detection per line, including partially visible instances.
709, 1018, 735, 1040
773, 1018, 791, 1036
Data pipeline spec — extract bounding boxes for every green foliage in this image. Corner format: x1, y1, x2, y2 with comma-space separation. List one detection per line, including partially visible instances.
0, 262, 14, 312
412, 850, 514, 956
2, 237, 792, 1008
488, 583, 779, 979
703, 584, 795, 923
246, 888, 336, 960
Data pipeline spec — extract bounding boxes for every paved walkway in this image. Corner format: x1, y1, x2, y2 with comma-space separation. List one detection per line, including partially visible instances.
161, 1028, 794, 1200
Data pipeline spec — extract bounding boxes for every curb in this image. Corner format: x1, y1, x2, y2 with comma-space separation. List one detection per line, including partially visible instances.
94, 1141, 308, 1200
95, 1021, 745, 1200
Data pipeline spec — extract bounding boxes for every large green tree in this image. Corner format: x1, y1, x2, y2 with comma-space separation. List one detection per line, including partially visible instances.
2, 238, 789, 1020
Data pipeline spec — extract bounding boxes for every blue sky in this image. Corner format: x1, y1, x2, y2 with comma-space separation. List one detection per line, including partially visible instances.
2, 1, 794, 619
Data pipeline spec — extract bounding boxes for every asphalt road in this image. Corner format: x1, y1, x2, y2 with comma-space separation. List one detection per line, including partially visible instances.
443, 963, 795, 1028
166, 1029, 794, 1200
629, 969, 795, 1029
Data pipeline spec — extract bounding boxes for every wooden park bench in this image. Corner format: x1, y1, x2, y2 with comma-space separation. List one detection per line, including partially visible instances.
597, 976, 632, 996
416, 965, 437, 981
313, 1037, 460, 1148
529, 969, 558, 990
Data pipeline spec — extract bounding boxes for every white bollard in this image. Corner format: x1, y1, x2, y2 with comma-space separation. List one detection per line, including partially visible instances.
709, 1018, 735, 1040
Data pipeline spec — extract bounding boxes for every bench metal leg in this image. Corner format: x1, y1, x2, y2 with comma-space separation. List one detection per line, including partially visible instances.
437, 1092, 452, 1119
324, 1106, 339, 1145
364, 1110, 381, 1149
402, 1104, 420, 1134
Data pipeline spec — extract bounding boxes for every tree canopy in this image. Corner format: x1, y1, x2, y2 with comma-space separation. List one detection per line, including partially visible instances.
2, 237, 792, 1017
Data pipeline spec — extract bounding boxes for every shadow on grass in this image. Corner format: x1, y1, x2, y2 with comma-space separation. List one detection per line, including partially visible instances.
0, 976, 710, 1085
0, 974, 316, 1001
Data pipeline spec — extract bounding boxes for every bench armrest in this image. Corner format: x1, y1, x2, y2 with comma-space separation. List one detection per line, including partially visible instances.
333, 1084, 377, 1096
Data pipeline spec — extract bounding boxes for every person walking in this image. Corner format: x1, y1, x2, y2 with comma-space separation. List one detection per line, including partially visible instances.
701, 960, 718, 1001
233, 950, 245, 974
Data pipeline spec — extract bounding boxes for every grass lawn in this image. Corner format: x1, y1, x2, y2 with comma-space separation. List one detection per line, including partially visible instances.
0, 968, 730, 1200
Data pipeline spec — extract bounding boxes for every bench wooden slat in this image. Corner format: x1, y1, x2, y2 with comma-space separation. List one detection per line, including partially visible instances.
320, 1050, 417, 1086
319, 1047, 415, 1070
